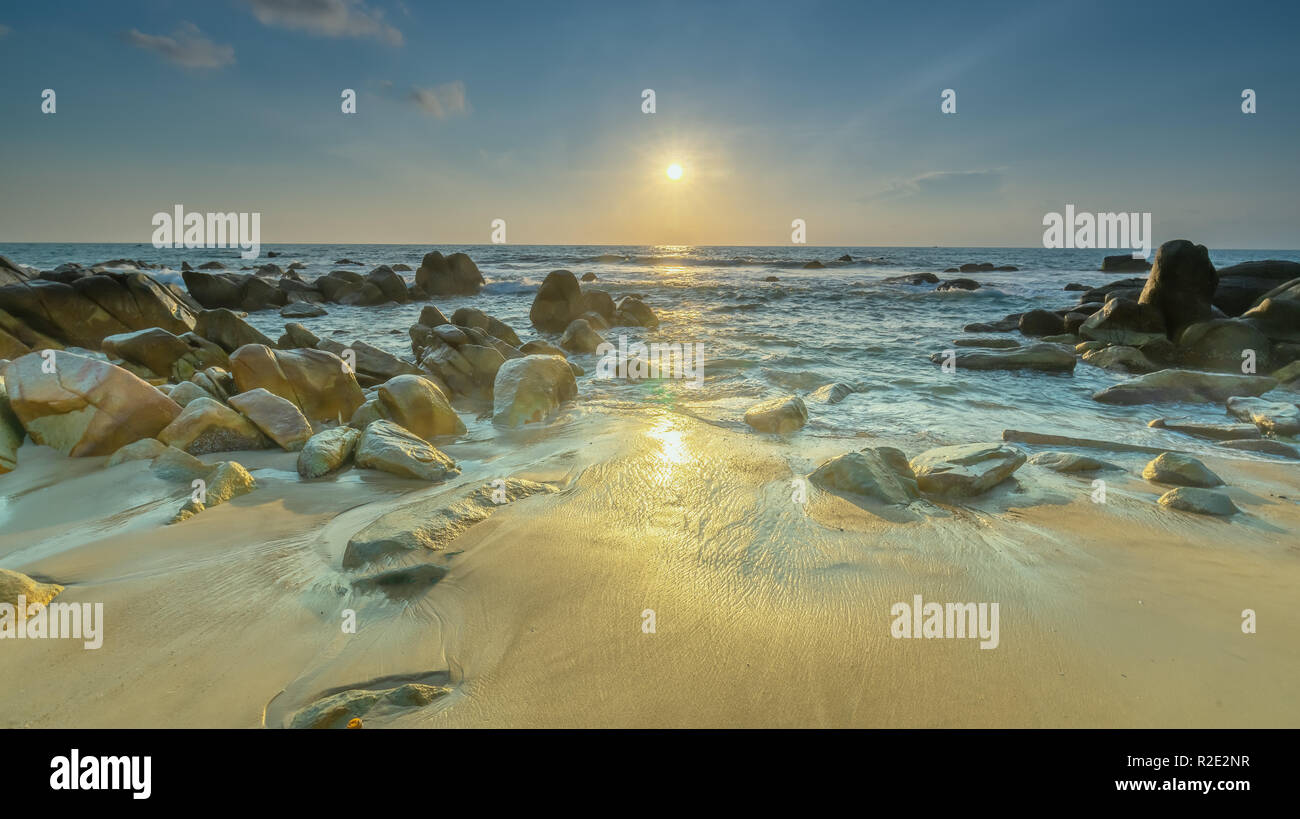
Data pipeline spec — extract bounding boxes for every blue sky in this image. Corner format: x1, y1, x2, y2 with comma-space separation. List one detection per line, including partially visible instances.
1, 0, 1297, 247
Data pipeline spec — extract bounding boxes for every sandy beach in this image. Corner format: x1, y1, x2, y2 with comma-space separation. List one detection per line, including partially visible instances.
3, 387, 1297, 728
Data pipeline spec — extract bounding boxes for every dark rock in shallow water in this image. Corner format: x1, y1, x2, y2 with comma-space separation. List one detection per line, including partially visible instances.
1079, 298, 1166, 346
958, 263, 995, 273
1101, 255, 1153, 272
963, 314, 1021, 333
943, 267, 960, 273
1240, 292, 1300, 343
1219, 438, 1299, 458
1018, 309, 1066, 337
803, 260, 825, 269
936, 278, 981, 291
530, 270, 584, 332
580, 272, 598, 282
195, 308, 277, 352
837, 254, 853, 262
932, 343, 1075, 373
883, 272, 939, 285
1092, 369, 1276, 405
763, 275, 779, 282
1213, 260, 1300, 316
1176, 318, 1271, 372
415, 251, 484, 296
1138, 240, 1217, 339
1064, 282, 1092, 291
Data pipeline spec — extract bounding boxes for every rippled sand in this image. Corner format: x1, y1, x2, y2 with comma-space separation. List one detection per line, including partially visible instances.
2, 407, 1297, 728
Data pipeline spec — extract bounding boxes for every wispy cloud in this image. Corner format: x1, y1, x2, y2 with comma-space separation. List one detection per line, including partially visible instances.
863, 170, 1005, 201
408, 82, 469, 119
246, 0, 403, 46
0, 24, 12, 38
123, 22, 235, 69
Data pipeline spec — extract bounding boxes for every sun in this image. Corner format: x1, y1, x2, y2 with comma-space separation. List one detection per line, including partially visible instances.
665, 163, 683, 180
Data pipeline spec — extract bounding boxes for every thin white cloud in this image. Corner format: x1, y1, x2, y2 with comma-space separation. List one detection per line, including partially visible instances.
123, 22, 235, 69
246, 0, 402, 46
409, 82, 469, 119
864, 170, 1005, 201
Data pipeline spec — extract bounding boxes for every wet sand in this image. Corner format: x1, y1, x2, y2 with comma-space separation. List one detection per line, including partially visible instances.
2, 406, 1297, 728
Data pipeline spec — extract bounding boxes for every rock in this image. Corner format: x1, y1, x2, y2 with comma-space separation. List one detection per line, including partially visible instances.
883, 273, 939, 285
1018, 309, 1066, 336
953, 337, 1019, 349
580, 272, 598, 282
613, 296, 659, 329
1176, 319, 1271, 372
1240, 295, 1300, 344
195, 308, 277, 353
0, 380, 24, 474
1148, 418, 1259, 441
491, 355, 578, 427
0, 567, 63, 607
958, 263, 995, 273
1040, 333, 1077, 344
189, 367, 233, 402
909, 443, 1026, 496
6, 351, 181, 456
229, 345, 365, 423
837, 255, 853, 262
281, 322, 320, 349
297, 426, 361, 478
1064, 282, 1092, 292
579, 290, 617, 323
159, 396, 269, 454
366, 266, 409, 304
431, 324, 469, 346
348, 397, 388, 430
1274, 360, 1300, 386
560, 318, 605, 353
227, 388, 314, 451
101, 327, 193, 377
0, 271, 197, 350
803, 260, 825, 269
376, 374, 464, 439
1078, 298, 1166, 346
519, 340, 567, 357
932, 343, 1075, 373
354, 419, 459, 481
171, 460, 257, 523
1137, 240, 1217, 338
1219, 438, 1299, 457
414, 251, 484, 296
1081, 345, 1159, 373
743, 395, 808, 433
936, 278, 980, 291
1157, 487, 1237, 516
1142, 452, 1222, 487
1001, 429, 1168, 454
1225, 396, 1300, 436
105, 437, 168, 467
316, 338, 421, 382
287, 683, 450, 730
1027, 451, 1120, 472
1092, 369, 1276, 405
808, 382, 856, 404
1100, 255, 1152, 272
343, 479, 555, 568
280, 302, 327, 318
1213, 261, 1300, 316
809, 447, 919, 505
963, 315, 1020, 333
530, 270, 583, 332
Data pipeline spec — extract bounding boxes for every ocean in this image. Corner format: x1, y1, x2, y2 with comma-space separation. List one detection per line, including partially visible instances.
3, 242, 1294, 460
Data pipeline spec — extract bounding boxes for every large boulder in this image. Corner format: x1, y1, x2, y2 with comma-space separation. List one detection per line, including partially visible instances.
354, 419, 460, 481
1240, 293, 1300, 344
1092, 369, 1276, 405
1137, 240, 1217, 338
158, 396, 270, 454
1018, 309, 1066, 337
0, 567, 63, 607
366, 265, 409, 303
0, 272, 196, 350
1142, 452, 1222, 487
909, 443, 1026, 496
1213, 261, 1300, 316
1176, 319, 1272, 372
560, 318, 605, 353
1225, 396, 1300, 436
414, 251, 484, 296
229, 344, 365, 423
809, 447, 919, 505
1078, 298, 1167, 346
0, 380, 24, 474
932, 343, 1076, 373
1101, 255, 1152, 273
491, 355, 578, 427
183, 269, 247, 309
530, 270, 583, 332
376, 374, 465, 440
1157, 487, 1237, 516
743, 395, 808, 433
227, 388, 315, 451
195, 308, 277, 353
5, 351, 181, 456
100, 327, 194, 379
612, 296, 659, 329
297, 426, 360, 478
